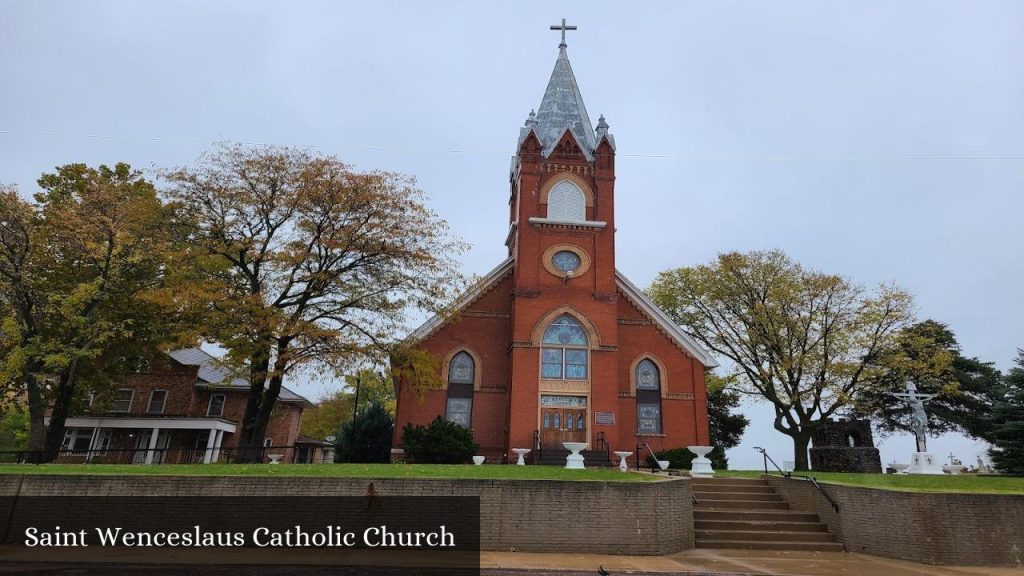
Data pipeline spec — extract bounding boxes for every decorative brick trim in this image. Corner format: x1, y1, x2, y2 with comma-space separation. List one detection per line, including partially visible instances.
542, 163, 594, 176
512, 289, 541, 298
667, 393, 696, 400
462, 311, 511, 319
593, 292, 618, 302
618, 318, 652, 326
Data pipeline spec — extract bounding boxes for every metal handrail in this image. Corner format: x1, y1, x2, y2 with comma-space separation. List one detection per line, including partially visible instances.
798, 475, 840, 513
635, 442, 660, 472
752, 447, 839, 513
753, 446, 790, 477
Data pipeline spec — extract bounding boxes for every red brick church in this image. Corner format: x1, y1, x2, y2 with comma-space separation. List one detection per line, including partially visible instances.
393, 26, 717, 463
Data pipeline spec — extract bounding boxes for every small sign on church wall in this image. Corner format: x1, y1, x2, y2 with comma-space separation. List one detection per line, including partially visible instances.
595, 412, 615, 425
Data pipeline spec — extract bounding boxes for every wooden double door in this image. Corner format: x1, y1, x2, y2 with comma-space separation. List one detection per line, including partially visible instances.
540, 406, 587, 449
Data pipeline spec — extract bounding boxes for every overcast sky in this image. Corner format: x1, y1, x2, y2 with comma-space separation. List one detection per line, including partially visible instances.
3, 1, 1022, 469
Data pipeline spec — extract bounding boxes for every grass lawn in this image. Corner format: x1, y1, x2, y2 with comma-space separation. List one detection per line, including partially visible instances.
0, 463, 658, 482
716, 469, 1024, 494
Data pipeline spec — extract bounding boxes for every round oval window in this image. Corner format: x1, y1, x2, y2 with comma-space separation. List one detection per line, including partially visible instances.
551, 250, 582, 273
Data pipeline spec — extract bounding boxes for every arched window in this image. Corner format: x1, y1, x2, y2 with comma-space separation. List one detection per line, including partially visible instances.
546, 180, 586, 222
635, 359, 662, 433
445, 351, 475, 427
448, 351, 474, 384
541, 314, 588, 380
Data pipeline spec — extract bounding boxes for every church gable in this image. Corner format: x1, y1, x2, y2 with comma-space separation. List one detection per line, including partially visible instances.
405, 258, 514, 344
615, 271, 718, 368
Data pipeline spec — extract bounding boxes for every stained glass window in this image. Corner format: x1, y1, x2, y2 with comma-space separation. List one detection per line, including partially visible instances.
636, 359, 660, 390
542, 315, 587, 345
636, 358, 663, 433
552, 250, 581, 273
637, 404, 662, 433
448, 351, 474, 384
446, 397, 472, 427
540, 315, 588, 380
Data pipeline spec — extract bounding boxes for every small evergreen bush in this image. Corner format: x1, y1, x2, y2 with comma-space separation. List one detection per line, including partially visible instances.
334, 402, 394, 463
401, 416, 479, 464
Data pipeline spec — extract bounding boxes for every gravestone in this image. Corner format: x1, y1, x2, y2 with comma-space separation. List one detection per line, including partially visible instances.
809, 419, 883, 473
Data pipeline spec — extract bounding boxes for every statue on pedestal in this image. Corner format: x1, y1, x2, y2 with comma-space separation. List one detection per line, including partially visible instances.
891, 382, 935, 453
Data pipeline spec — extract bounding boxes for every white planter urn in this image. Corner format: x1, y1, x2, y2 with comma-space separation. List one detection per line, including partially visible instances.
562, 442, 588, 470
510, 448, 530, 466
889, 462, 910, 474
472, 455, 485, 465
613, 451, 633, 472
688, 445, 715, 477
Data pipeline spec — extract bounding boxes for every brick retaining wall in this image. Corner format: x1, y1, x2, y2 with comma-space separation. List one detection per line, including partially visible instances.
0, 474, 692, 555
765, 476, 1024, 566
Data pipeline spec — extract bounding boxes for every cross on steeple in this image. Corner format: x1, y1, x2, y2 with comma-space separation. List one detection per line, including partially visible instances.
550, 18, 577, 47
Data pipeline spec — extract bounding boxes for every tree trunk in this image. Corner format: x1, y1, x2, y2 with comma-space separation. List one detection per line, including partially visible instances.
24, 372, 47, 464
41, 361, 80, 463
234, 340, 289, 463
792, 432, 812, 472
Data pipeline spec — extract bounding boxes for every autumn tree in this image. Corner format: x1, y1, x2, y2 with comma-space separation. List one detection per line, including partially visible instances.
164, 144, 464, 462
649, 250, 913, 471
855, 320, 1003, 441
300, 389, 354, 441
0, 167, 180, 461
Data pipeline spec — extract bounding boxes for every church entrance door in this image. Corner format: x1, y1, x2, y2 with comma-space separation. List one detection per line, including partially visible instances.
539, 395, 587, 450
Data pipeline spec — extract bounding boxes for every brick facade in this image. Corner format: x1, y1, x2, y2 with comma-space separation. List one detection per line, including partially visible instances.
393, 45, 714, 463
58, 349, 314, 463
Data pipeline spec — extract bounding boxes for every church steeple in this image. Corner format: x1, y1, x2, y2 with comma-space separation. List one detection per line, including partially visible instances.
532, 44, 597, 160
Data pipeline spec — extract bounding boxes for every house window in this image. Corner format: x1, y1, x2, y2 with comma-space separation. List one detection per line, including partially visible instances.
207, 393, 225, 418
61, 428, 110, 453
147, 390, 167, 414
546, 180, 586, 221
111, 389, 134, 413
445, 351, 475, 427
635, 359, 663, 433
541, 314, 588, 380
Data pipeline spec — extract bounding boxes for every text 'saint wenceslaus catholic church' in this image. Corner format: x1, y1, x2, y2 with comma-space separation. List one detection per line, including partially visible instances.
393, 29, 718, 464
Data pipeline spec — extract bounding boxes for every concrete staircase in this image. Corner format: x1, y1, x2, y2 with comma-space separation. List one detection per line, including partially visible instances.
692, 477, 843, 551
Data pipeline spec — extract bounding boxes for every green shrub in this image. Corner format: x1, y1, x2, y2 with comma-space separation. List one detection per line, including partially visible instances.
334, 402, 394, 463
401, 416, 479, 464
646, 446, 729, 470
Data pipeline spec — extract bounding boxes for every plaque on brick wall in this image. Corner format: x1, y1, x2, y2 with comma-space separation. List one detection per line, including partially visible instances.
595, 412, 615, 425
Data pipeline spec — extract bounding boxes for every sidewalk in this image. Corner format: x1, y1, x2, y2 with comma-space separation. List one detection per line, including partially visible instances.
482, 549, 1021, 576
1, 546, 1019, 575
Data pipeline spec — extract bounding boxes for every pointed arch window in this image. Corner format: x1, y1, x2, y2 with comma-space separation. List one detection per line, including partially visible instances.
541, 314, 588, 380
546, 180, 586, 222
635, 359, 662, 433
445, 351, 475, 427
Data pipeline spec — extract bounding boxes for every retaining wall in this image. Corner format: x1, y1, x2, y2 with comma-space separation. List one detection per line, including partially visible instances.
765, 475, 1024, 566
0, 474, 692, 555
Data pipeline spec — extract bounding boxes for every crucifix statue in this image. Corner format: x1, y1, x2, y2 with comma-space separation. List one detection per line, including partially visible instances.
891, 382, 937, 453
550, 18, 577, 47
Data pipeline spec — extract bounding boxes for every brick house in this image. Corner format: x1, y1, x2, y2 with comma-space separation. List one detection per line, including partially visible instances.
56, 347, 331, 464
392, 36, 718, 463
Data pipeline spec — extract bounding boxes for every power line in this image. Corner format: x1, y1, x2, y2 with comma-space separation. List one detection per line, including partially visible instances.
1, 129, 1022, 161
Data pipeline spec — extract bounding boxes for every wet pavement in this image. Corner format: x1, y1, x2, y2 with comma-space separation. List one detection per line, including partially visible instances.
0, 547, 1020, 575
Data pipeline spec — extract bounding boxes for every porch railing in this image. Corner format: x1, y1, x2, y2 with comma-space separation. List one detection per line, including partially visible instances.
0, 444, 331, 465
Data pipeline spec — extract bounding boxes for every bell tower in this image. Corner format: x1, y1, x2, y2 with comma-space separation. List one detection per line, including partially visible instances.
504, 21, 619, 453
